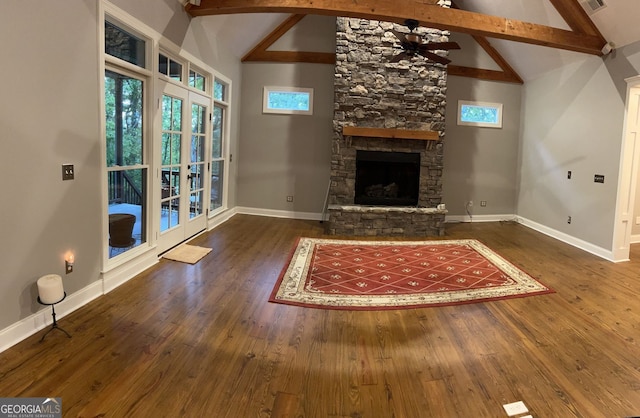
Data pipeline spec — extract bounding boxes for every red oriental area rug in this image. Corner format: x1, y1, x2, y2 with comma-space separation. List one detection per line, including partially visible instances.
269, 238, 553, 310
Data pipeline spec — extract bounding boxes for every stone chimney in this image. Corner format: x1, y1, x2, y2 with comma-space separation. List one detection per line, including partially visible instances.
327, 8, 451, 236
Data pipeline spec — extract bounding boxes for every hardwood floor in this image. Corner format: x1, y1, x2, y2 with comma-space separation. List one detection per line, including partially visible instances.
2, 215, 640, 417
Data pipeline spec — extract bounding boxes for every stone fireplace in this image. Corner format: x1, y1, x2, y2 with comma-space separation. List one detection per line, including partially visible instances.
326, 10, 451, 237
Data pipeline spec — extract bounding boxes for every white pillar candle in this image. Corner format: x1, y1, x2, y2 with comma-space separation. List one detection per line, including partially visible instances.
37, 274, 64, 304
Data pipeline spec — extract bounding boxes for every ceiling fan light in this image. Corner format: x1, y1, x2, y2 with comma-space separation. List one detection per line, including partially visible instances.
405, 33, 422, 44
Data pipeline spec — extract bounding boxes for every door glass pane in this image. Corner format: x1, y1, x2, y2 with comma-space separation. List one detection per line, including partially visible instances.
211, 160, 224, 210
161, 94, 182, 232
190, 103, 206, 219
191, 134, 204, 164
190, 162, 204, 189
192, 104, 205, 134
105, 71, 143, 167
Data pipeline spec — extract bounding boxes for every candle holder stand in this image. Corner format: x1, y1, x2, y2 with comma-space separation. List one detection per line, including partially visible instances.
37, 292, 72, 342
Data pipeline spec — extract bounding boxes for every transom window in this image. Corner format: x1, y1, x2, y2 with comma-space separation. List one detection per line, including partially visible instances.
159, 53, 183, 81
105, 20, 146, 68
214, 79, 226, 101
189, 69, 206, 91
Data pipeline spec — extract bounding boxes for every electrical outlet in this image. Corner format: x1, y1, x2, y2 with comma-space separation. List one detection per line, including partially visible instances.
568, 216, 572, 224
480, 200, 487, 207
286, 196, 293, 202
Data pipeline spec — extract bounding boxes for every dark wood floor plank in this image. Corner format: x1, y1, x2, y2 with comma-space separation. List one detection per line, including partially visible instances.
1, 216, 640, 417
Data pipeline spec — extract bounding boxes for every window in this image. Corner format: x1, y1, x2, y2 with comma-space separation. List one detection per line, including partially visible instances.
263, 86, 313, 115
457, 100, 503, 128
214, 79, 226, 101
105, 21, 146, 68
104, 18, 150, 259
211, 77, 229, 213
189, 69, 206, 91
158, 53, 183, 81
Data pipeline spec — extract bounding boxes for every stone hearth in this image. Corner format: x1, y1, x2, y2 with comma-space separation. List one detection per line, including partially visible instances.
326, 10, 451, 237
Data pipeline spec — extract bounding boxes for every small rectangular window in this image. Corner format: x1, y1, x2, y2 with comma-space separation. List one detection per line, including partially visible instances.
457, 100, 503, 128
263, 86, 313, 115
189, 69, 206, 91
105, 21, 146, 68
158, 53, 182, 81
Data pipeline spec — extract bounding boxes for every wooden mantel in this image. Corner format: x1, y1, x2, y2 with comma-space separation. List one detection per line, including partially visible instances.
342, 126, 439, 141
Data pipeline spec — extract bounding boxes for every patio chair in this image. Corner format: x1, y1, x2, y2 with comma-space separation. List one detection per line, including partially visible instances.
109, 213, 136, 254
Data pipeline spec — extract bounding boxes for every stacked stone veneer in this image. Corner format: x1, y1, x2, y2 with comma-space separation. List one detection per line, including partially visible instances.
327, 9, 451, 237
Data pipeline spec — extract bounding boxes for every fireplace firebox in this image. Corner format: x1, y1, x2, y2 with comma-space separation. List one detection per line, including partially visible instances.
354, 150, 420, 206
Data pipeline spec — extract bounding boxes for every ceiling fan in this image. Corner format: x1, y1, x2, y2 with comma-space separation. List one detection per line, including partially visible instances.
390, 19, 460, 65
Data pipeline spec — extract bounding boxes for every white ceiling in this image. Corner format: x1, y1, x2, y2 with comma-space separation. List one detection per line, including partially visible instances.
192, 1, 640, 82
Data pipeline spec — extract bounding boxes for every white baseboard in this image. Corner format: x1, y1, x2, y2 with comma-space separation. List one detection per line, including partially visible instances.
207, 207, 238, 230
0, 210, 240, 354
631, 234, 640, 244
102, 251, 159, 294
0, 280, 103, 353
447, 214, 616, 261
517, 216, 614, 261
236, 206, 323, 221
446, 214, 519, 223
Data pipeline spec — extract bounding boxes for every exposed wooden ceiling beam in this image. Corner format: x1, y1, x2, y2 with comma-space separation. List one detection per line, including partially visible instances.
548, 0, 604, 37
185, 0, 606, 55
241, 13, 521, 83
448, 35, 523, 84
447, 66, 520, 84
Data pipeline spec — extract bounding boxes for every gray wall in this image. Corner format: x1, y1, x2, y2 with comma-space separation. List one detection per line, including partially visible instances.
237, 16, 336, 215
0, 0, 243, 333
0, 0, 103, 330
237, 63, 334, 214
517, 43, 640, 250
443, 76, 522, 217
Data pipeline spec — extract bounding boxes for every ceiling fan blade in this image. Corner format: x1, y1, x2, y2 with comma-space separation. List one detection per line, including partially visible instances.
419, 41, 461, 51
391, 29, 408, 44
417, 50, 451, 65
390, 52, 410, 63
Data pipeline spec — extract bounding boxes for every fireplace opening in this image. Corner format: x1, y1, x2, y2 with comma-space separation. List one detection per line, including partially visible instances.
355, 150, 420, 206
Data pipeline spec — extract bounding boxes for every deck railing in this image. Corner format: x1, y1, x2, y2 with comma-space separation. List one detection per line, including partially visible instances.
108, 171, 143, 205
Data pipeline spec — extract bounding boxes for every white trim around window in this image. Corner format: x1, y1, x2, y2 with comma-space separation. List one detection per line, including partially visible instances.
262, 86, 314, 115
457, 100, 503, 129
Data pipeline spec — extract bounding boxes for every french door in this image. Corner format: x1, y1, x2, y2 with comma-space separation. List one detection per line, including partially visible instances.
157, 81, 209, 253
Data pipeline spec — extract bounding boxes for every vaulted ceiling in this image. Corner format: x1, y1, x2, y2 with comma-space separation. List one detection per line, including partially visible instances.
184, 0, 640, 82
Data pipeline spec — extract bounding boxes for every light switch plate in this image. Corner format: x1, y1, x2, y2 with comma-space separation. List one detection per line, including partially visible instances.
62, 164, 74, 180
